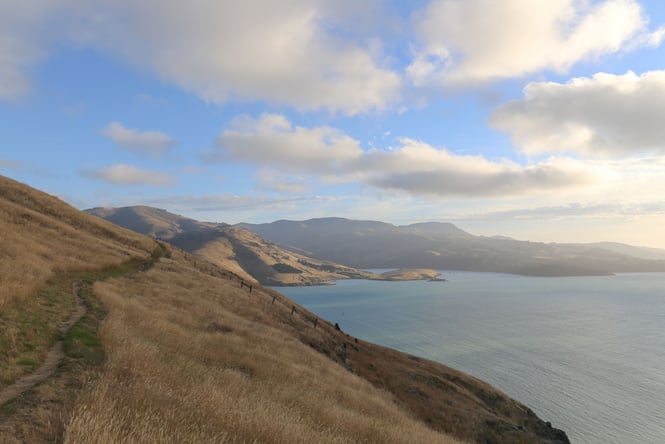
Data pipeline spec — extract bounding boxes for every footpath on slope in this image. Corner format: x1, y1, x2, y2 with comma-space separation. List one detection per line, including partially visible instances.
0, 281, 86, 407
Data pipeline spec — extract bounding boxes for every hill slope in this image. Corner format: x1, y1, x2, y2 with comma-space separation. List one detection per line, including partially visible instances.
0, 177, 154, 309
239, 218, 665, 276
1, 176, 569, 443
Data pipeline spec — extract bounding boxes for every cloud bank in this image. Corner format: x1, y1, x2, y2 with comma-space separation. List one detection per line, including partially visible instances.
50, 0, 398, 114
408, 0, 665, 86
491, 71, 665, 157
2, 0, 665, 112
214, 114, 594, 198
82, 164, 175, 186
0, 1, 400, 113
103, 122, 176, 157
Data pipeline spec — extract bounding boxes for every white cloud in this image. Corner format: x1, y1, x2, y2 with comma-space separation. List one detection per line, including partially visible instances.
0, 158, 21, 169
216, 113, 363, 173
461, 201, 665, 222
82, 164, 175, 186
408, 0, 664, 86
144, 194, 331, 213
361, 139, 594, 197
0, 1, 400, 113
491, 71, 665, 157
69, 0, 400, 114
0, 33, 36, 100
103, 122, 176, 156
0, 0, 55, 100
256, 171, 309, 194
213, 114, 595, 198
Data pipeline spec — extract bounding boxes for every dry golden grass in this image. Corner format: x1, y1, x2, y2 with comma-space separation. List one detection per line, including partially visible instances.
64, 249, 460, 443
0, 176, 153, 309
0, 175, 154, 395
195, 236, 257, 283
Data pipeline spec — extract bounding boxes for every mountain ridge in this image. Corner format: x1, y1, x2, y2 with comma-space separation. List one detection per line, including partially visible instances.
239, 218, 665, 276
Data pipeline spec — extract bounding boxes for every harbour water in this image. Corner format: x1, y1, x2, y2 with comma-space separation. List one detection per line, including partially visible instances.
277, 272, 665, 443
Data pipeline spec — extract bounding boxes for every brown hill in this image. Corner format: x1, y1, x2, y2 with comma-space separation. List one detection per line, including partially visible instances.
1, 176, 568, 443
86, 206, 381, 286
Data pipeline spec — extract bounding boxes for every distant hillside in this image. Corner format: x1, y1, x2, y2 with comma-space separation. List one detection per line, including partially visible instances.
2, 176, 569, 443
86, 206, 378, 285
239, 218, 665, 276
86, 205, 222, 240
569, 241, 665, 261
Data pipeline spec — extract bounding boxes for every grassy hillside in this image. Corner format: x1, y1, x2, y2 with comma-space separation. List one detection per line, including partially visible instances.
1, 176, 569, 443
0, 177, 153, 309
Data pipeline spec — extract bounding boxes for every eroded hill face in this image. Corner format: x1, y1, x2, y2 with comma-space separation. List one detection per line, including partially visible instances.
86, 206, 376, 286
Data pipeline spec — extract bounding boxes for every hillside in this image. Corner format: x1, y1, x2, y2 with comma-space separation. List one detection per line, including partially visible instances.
239, 218, 665, 276
0, 177, 154, 311
568, 241, 665, 261
0, 175, 570, 443
86, 206, 441, 286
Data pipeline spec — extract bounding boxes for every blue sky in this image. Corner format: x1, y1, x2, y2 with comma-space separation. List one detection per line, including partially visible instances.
2, 0, 665, 248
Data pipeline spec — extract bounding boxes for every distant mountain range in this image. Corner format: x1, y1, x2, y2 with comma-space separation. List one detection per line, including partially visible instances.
239, 217, 665, 277
86, 206, 379, 285
86, 207, 665, 279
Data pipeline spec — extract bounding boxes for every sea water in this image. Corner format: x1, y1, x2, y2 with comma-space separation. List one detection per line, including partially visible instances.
276, 272, 665, 444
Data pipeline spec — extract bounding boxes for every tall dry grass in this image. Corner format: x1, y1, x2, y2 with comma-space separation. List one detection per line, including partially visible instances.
65, 249, 460, 443
0, 176, 153, 309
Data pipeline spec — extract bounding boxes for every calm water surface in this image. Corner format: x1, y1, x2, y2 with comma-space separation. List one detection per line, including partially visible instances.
277, 272, 665, 444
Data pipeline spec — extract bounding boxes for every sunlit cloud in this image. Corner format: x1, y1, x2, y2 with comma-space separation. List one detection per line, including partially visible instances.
82, 164, 176, 186
103, 122, 176, 157
255, 170, 309, 194
408, 0, 665, 86
144, 193, 333, 213
0, 158, 22, 170
491, 71, 665, 157
212, 114, 595, 198
214, 113, 363, 173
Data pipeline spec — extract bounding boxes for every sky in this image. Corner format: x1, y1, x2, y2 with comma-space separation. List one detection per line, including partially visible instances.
2, 0, 665, 248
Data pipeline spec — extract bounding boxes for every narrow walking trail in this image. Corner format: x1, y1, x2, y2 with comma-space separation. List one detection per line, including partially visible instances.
0, 281, 86, 406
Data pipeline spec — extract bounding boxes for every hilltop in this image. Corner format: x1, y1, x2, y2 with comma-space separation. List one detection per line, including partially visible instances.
239, 217, 665, 276
0, 175, 569, 442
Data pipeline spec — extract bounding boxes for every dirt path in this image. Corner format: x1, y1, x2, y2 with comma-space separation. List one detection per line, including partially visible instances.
0, 281, 86, 407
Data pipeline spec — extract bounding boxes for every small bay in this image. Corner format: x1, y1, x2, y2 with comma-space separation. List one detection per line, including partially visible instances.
277, 271, 665, 444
